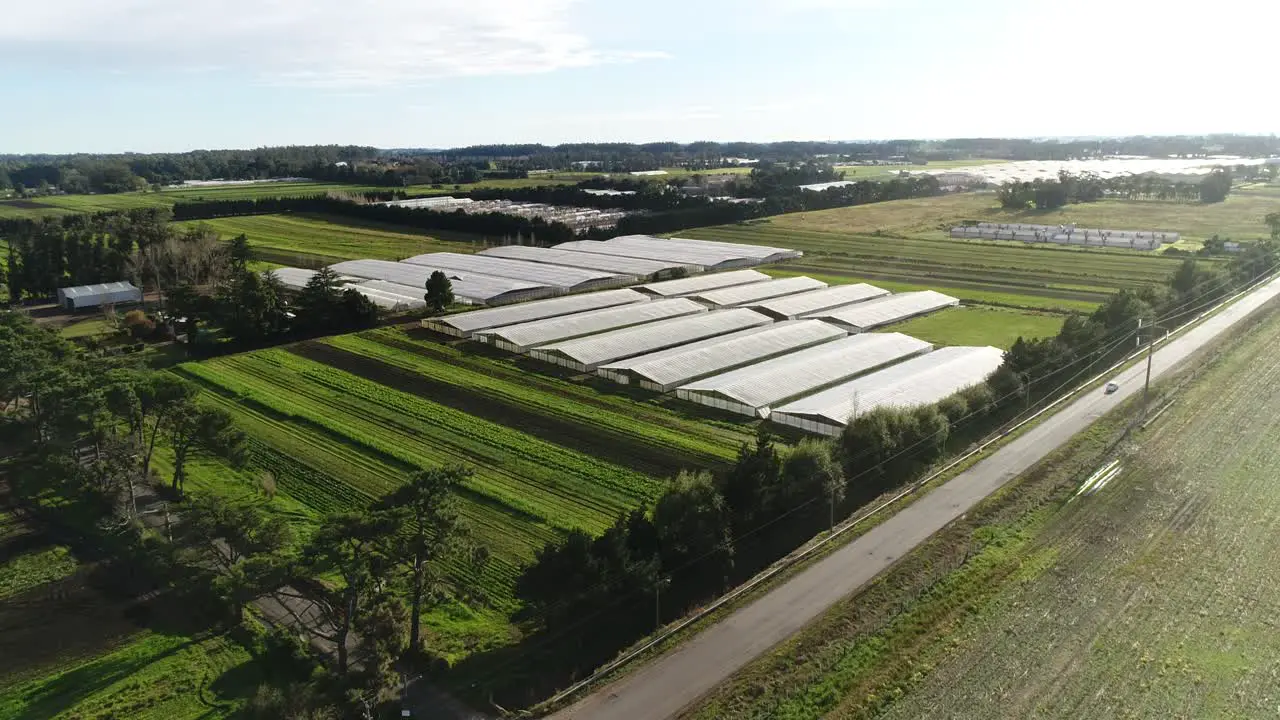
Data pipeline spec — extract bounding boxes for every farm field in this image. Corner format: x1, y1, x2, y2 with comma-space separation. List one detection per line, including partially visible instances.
687, 300, 1280, 720
176, 213, 481, 266
169, 331, 752, 652
884, 306, 1064, 349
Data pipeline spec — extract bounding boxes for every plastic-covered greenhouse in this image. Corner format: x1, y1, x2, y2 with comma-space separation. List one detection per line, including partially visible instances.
771, 346, 1004, 436
328, 259, 553, 305
57, 281, 142, 310
478, 245, 697, 280
636, 269, 771, 298
529, 308, 773, 372
551, 241, 758, 272
474, 298, 707, 353
403, 252, 633, 292
598, 319, 847, 392
421, 289, 649, 338
752, 283, 889, 320
688, 276, 827, 308
608, 235, 803, 263
805, 291, 958, 331
675, 332, 932, 417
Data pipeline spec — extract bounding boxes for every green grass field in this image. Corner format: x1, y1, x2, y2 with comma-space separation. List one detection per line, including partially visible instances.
0, 631, 256, 720
167, 328, 753, 655
177, 213, 481, 265
884, 306, 1064, 349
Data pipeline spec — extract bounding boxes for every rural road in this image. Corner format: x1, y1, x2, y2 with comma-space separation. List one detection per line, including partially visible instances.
551, 275, 1280, 720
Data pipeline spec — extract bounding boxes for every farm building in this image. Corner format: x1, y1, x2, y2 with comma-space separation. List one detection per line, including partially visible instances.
950, 222, 1178, 250
675, 332, 932, 417
529, 308, 773, 372
771, 346, 1005, 436
805, 291, 958, 332
478, 245, 698, 281
604, 235, 802, 263
688, 276, 827, 308
271, 267, 322, 292
552, 240, 755, 272
474, 298, 706, 353
421, 288, 649, 338
328, 259, 553, 306
751, 283, 889, 320
403, 252, 633, 293
637, 269, 771, 298
57, 281, 142, 311
598, 319, 847, 392
798, 180, 858, 192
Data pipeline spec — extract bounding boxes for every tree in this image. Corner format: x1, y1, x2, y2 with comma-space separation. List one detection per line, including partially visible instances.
174, 495, 294, 623
105, 371, 198, 483
228, 233, 253, 273
167, 405, 247, 494
217, 269, 288, 344
423, 270, 454, 313
1265, 212, 1280, 241
375, 467, 486, 653
652, 471, 733, 613
305, 511, 398, 674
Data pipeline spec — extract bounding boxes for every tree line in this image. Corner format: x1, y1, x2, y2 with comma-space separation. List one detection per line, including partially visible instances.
998, 169, 1237, 210
486, 237, 1280, 709
1, 311, 489, 717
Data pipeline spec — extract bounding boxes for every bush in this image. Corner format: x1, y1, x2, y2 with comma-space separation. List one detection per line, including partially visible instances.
123, 310, 155, 339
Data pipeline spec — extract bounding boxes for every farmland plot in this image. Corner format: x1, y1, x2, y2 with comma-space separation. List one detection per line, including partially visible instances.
872, 309, 1280, 719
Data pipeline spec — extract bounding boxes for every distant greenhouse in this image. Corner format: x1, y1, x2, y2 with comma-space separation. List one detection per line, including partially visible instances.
636, 269, 771, 298
478, 245, 698, 281
529, 308, 773, 372
752, 283, 889, 320
474, 298, 707, 353
598, 319, 847, 392
343, 284, 425, 311
688, 276, 827, 308
676, 332, 932, 417
421, 289, 649, 338
610, 235, 802, 263
403, 252, 633, 293
805, 291, 958, 332
771, 346, 1005, 436
57, 281, 142, 311
552, 240, 757, 272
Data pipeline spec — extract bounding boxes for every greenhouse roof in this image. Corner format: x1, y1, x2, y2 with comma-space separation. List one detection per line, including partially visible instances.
533, 308, 773, 369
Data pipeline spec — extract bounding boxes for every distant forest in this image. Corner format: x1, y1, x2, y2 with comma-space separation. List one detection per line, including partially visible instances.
3, 135, 1279, 195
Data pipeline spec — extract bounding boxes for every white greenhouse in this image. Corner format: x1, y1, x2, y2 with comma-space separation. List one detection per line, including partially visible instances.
474, 298, 707, 353
529, 308, 772, 372
478, 245, 698, 280
328, 259, 553, 306
343, 284, 426, 310
421, 289, 649, 338
688, 276, 827, 308
752, 283, 889, 320
402, 252, 633, 293
598, 319, 847, 392
551, 240, 756, 272
804, 291, 958, 332
602, 235, 802, 264
676, 332, 933, 417
636, 269, 771, 298
770, 346, 1005, 436
270, 267, 322, 292
57, 281, 142, 311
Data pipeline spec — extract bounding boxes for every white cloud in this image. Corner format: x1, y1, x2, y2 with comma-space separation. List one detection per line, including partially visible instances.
0, 0, 665, 86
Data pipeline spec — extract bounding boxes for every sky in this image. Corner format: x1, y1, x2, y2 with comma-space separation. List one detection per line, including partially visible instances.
4, 0, 1279, 154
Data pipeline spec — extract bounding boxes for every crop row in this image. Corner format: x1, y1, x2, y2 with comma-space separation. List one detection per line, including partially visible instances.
178, 350, 664, 536
319, 332, 742, 468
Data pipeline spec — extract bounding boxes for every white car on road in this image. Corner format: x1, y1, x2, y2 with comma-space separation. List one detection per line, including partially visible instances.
1104, 381, 1120, 394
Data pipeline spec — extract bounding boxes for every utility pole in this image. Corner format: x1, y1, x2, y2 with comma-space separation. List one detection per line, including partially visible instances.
1142, 323, 1155, 417
654, 576, 670, 631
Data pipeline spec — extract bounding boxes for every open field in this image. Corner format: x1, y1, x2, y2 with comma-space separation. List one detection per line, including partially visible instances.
884, 306, 1064, 349
683, 193, 1211, 315
684, 299, 1280, 720
876, 306, 1280, 719
177, 213, 481, 265
169, 329, 752, 652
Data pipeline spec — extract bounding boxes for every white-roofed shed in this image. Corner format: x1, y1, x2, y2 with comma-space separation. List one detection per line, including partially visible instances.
57, 281, 143, 311
599, 319, 847, 392
529, 308, 773, 372
771, 346, 1004, 436
676, 332, 932, 417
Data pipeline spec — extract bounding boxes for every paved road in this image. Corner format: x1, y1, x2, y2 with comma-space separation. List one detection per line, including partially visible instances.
551, 276, 1280, 720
